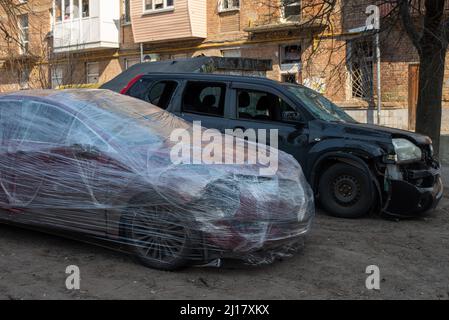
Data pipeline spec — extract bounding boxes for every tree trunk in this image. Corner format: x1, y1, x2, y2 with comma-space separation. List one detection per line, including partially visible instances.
415, 44, 447, 158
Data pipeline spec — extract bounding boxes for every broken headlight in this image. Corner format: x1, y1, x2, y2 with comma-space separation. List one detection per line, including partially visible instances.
392, 138, 422, 163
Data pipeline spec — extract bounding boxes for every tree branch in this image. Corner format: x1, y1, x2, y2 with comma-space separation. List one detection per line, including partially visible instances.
398, 0, 422, 53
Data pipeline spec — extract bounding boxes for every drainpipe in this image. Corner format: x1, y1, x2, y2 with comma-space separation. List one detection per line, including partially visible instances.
375, 31, 381, 126
140, 43, 144, 63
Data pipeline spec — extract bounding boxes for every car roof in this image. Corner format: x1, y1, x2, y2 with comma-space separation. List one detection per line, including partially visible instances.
140, 72, 286, 85
0, 89, 159, 120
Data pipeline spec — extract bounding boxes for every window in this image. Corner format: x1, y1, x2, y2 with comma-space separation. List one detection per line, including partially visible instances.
221, 48, 241, 58
126, 77, 153, 99
282, 74, 297, 84
237, 89, 302, 122
55, 0, 62, 21
281, 0, 301, 22
147, 81, 178, 110
72, 0, 80, 19
18, 14, 29, 54
125, 57, 141, 69
348, 38, 374, 99
66, 118, 110, 152
280, 44, 301, 64
82, 0, 89, 17
219, 0, 240, 12
143, 0, 174, 12
19, 67, 30, 89
123, 0, 131, 23
20, 101, 74, 144
86, 62, 99, 84
51, 66, 64, 89
182, 82, 226, 117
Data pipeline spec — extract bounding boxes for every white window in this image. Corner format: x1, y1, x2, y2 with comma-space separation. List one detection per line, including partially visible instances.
51, 66, 64, 88
18, 14, 29, 54
82, 0, 89, 17
281, 0, 301, 22
54, 0, 89, 22
123, 0, 131, 23
86, 62, 99, 84
143, 0, 174, 13
125, 57, 141, 69
218, 0, 240, 12
221, 48, 241, 58
55, 0, 62, 21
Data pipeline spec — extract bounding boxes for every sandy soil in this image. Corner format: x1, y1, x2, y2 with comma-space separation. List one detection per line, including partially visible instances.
0, 189, 448, 300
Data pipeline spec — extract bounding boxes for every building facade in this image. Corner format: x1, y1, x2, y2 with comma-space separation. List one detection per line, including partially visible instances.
1, 0, 449, 131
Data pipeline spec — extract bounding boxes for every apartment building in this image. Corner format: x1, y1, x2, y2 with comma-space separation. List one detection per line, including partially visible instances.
1, 0, 449, 131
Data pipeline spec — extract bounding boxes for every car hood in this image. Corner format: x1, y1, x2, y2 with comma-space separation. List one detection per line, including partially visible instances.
309, 120, 432, 146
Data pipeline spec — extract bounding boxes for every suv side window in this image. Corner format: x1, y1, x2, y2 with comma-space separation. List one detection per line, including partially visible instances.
237, 89, 302, 122
147, 80, 178, 110
182, 81, 226, 117
127, 77, 153, 100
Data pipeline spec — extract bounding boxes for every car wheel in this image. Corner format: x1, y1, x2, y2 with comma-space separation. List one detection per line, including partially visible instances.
122, 203, 192, 270
318, 163, 374, 218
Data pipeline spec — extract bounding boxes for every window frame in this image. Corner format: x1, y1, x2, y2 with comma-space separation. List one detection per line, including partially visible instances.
86, 61, 100, 84
281, 0, 301, 22
231, 83, 306, 124
51, 65, 64, 89
142, 0, 175, 15
18, 14, 29, 54
181, 81, 227, 118
146, 80, 179, 110
123, 0, 131, 24
218, 0, 240, 13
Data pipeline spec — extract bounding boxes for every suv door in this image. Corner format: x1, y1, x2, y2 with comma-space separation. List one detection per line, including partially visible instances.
175, 80, 230, 131
228, 83, 310, 166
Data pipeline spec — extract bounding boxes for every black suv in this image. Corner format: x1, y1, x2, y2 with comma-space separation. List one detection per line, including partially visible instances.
106, 72, 443, 218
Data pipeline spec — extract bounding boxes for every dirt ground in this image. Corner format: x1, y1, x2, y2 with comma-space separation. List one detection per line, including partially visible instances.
0, 185, 448, 300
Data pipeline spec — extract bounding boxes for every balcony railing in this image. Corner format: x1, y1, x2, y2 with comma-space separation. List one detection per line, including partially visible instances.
53, 16, 119, 53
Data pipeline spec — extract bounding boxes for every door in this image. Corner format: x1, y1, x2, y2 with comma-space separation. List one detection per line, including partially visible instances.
408, 64, 419, 131
228, 84, 309, 166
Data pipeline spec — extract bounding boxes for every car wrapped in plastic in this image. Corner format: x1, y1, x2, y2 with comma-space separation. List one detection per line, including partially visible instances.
0, 89, 314, 270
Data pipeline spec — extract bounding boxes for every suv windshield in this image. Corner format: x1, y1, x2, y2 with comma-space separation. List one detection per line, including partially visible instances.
285, 85, 355, 123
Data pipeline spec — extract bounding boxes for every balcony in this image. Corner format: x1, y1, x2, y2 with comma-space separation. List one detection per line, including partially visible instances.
52, 0, 120, 53
130, 0, 206, 43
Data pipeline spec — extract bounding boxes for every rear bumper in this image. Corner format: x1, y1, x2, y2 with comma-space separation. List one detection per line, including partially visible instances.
384, 167, 443, 217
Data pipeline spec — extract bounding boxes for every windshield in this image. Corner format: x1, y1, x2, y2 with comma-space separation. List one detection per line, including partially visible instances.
285, 85, 356, 123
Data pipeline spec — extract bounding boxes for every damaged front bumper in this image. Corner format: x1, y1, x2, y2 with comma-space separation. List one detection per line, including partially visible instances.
383, 162, 443, 217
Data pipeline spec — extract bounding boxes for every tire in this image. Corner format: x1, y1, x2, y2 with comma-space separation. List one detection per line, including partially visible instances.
318, 163, 375, 218
122, 202, 192, 270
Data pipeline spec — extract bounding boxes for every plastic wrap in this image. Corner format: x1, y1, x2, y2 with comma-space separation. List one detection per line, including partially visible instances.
0, 89, 314, 270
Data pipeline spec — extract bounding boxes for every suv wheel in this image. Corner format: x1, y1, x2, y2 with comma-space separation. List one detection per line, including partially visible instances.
318, 163, 374, 218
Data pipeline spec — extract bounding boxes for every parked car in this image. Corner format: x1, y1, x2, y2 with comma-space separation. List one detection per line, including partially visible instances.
0, 89, 314, 270
112, 72, 443, 218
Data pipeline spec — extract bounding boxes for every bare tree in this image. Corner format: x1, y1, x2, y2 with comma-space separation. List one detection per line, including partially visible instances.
397, 0, 448, 155
0, 0, 51, 91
